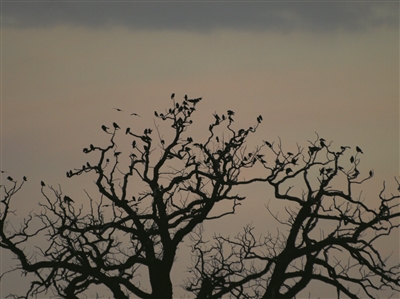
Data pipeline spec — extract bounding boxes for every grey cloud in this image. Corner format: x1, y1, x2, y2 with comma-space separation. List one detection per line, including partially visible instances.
2, 1, 398, 32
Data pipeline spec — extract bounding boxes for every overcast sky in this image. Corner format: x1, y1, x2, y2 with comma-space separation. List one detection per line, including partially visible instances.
1, 1, 399, 298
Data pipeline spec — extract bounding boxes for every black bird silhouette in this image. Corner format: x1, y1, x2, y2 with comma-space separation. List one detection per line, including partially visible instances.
356, 146, 363, 154
227, 110, 235, 116
101, 125, 109, 132
64, 195, 74, 204
264, 141, 272, 148
130, 112, 140, 117
285, 168, 293, 175
126, 127, 130, 134
187, 98, 202, 105
369, 170, 374, 177
41, 181, 45, 187
23, 176, 27, 181
113, 122, 120, 130
171, 93, 175, 100
7, 176, 13, 181
184, 94, 188, 101
132, 140, 136, 148
114, 108, 123, 112
350, 156, 355, 163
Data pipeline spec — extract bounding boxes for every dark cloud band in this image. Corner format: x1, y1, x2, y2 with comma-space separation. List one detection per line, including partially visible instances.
2, 1, 398, 32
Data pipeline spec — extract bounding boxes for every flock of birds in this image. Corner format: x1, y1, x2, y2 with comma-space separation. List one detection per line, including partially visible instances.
1, 94, 390, 209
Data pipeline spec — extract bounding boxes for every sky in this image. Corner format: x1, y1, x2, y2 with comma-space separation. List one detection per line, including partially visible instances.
1, 1, 399, 298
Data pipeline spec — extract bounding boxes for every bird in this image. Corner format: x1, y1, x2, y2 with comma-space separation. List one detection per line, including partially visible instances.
285, 168, 293, 175
130, 112, 140, 117
264, 141, 272, 148
113, 122, 120, 130
126, 127, 130, 134
356, 146, 363, 154
101, 125, 109, 132
369, 170, 374, 177
227, 110, 235, 116
41, 181, 45, 187
171, 93, 175, 100
113, 108, 123, 112
64, 195, 74, 204
350, 156, 354, 163
23, 176, 27, 181
7, 176, 13, 181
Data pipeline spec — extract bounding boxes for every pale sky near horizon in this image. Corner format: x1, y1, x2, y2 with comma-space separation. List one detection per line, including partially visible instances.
1, 1, 399, 298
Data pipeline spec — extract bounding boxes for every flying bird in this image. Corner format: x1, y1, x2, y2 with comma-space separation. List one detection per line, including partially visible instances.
130, 112, 140, 117
101, 125, 109, 132
114, 108, 123, 112
113, 122, 120, 130
356, 146, 363, 154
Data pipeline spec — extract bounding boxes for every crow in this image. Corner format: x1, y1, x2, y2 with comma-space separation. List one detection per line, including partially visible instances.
350, 156, 354, 163
64, 195, 74, 204
356, 146, 363, 154
7, 176, 13, 181
171, 93, 175, 100
41, 181, 45, 187
23, 176, 27, 181
113, 122, 120, 130
264, 141, 272, 148
114, 108, 123, 112
369, 170, 374, 177
126, 127, 131, 134
130, 112, 140, 117
101, 125, 109, 132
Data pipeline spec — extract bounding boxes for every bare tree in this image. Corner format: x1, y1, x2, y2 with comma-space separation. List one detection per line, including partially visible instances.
1, 95, 267, 299
2, 96, 399, 298
184, 135, 400, 298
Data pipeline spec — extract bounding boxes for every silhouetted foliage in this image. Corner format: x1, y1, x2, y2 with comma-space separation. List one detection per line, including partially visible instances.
1, 95, 399, 299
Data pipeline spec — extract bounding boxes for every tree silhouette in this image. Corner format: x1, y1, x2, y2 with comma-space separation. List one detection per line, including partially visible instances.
1, 95, 399, 299
184, 135, 400, 299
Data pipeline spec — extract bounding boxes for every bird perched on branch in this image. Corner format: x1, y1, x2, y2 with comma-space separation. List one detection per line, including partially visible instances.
101, 125, 109, 132
64, 195, 74, 204
113, 122, 120, 130
356, 146, 363, 154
